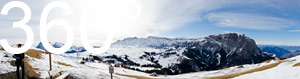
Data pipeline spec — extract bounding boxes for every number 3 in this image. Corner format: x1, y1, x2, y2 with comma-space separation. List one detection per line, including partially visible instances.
0, 1, 33, 54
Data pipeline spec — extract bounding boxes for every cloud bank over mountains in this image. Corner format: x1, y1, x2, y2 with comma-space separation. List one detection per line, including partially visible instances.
0, 0, 299, 46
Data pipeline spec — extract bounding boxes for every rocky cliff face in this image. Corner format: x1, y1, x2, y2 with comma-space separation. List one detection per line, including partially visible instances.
209, 33, 270, 65
172, 33, 272, 74
100, 33, 274, 74
0, 45, 3, 50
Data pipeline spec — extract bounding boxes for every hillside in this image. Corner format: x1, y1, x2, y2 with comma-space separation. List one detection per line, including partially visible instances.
232, 55, 300, 79
0, 50, 145, 79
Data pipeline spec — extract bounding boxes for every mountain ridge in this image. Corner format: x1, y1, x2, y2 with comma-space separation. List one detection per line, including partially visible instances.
101, 33, 274, 74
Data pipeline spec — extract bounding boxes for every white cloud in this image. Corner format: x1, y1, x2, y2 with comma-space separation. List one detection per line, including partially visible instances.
1, 0, 226, 46
206, 12, 298, 30
257, 41, 300, 46
1, 0, 299, 46
223, 31, 241, 34
288, 30, 300, 32
61, 0, 228, 45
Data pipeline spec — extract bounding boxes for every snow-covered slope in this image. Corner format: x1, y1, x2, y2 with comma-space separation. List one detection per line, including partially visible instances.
27, 53, 129, 79
233, 56, 300, 79
1, 48, 300, 79
0, 50, 149, 79
0, 50, 15, 74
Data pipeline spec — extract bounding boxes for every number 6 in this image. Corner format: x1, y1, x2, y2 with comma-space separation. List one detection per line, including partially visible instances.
0, 1, 33, 54
40, 1, 73, 54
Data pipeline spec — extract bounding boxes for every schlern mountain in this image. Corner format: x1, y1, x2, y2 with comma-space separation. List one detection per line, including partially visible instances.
98, 33, 274, 75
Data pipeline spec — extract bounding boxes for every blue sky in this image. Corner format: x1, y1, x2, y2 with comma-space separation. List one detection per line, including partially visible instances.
160, 0, 300, 45
0, 0, 299, 46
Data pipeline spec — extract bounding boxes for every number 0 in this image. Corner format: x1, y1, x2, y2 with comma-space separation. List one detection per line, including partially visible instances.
80, 1, 113, 54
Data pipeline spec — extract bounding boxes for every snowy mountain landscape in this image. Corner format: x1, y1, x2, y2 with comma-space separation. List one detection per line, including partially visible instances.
99, 33, 273, 75
1, 0, 300, 78
2, 33, 300, 79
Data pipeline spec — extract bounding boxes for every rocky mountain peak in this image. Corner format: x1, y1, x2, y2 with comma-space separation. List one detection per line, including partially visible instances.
208, 33, 250, 46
